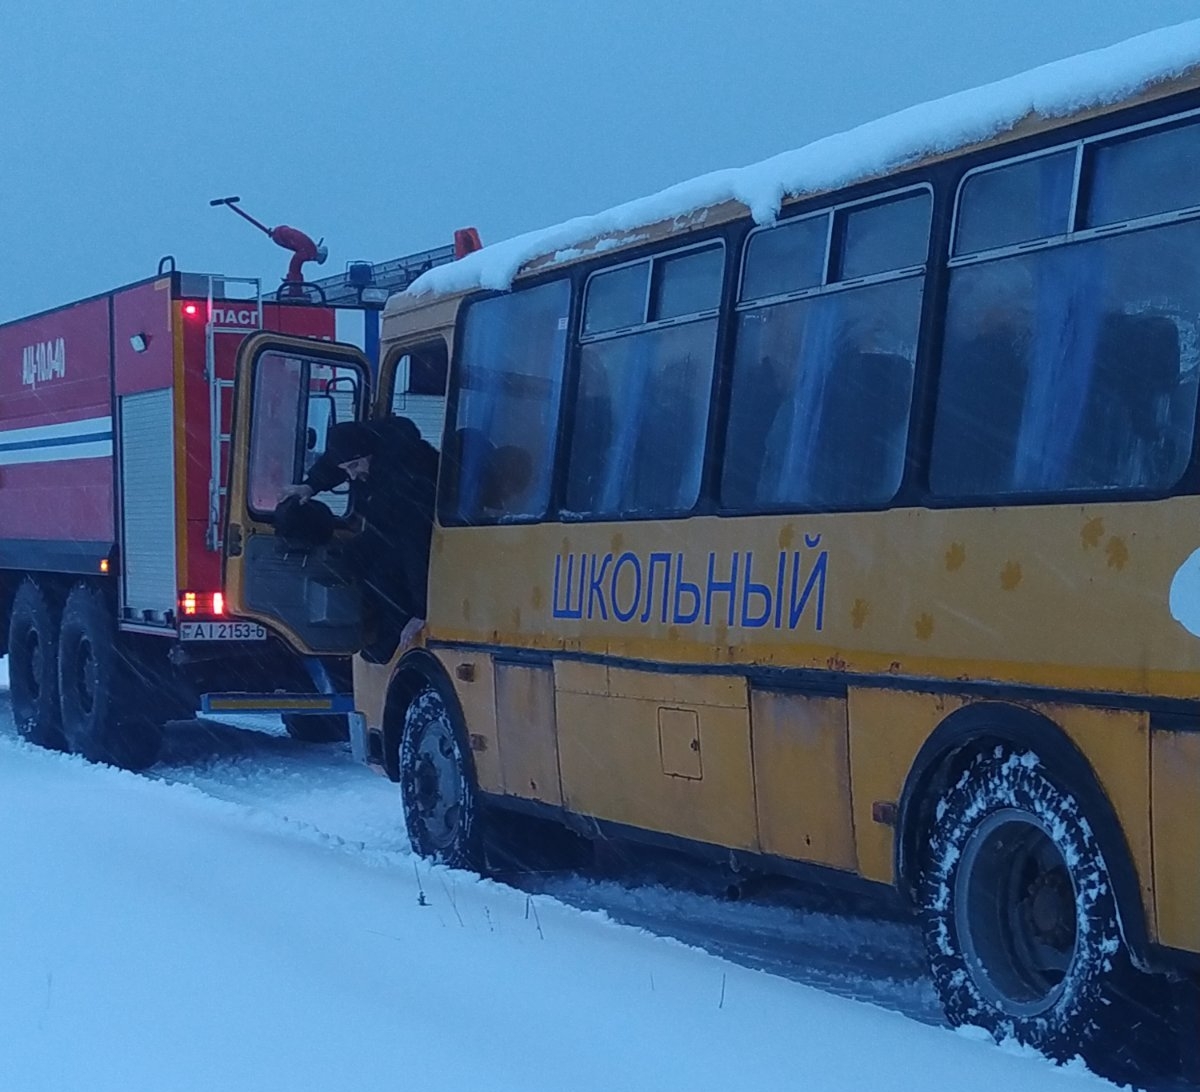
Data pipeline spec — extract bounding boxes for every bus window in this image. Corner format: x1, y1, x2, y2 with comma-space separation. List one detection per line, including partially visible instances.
390, 342, 448, 450
442, 279, 570, 523
566, 244, 724, 516
721, 191, 928, 511
934, 122, 1200, 499
953, 149, 1076, 257
740, 212, 827, 301
582, 261, 648, 335
651, 246, 725, 321
1086, 118, 1200, 227
837, 190, 931, 279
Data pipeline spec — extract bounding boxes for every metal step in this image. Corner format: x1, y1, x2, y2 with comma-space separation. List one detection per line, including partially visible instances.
200, 692, 355, 715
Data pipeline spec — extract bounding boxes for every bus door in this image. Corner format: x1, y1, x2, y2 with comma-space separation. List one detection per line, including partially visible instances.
223, 332, 372, 655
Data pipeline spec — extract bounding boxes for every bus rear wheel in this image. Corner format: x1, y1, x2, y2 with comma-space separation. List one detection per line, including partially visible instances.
918, 746, 1126, 1059
399, 684, 481, 870
58, 583, 161, 772
8, 578, 66, 750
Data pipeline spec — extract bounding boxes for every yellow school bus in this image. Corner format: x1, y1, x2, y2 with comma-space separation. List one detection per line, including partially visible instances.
226, 33, 1200, 1059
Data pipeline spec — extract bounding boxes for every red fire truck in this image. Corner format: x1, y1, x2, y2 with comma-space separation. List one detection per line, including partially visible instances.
0, 241, 456, 770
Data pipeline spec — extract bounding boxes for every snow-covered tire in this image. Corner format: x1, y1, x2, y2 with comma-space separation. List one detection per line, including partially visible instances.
399, 684, 481, 870
918, 746, 1125, 1058
57, 583, 161, 772
282, 713, 349, 743
8, 579, 67, 750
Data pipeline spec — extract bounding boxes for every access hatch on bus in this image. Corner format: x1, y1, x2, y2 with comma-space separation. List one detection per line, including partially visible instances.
224, 332, 372, 656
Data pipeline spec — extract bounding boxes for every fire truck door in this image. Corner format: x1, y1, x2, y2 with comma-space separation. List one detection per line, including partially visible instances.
224, 333, 372, 655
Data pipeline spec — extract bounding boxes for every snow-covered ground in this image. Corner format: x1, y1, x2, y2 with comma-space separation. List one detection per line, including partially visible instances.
0, 682, 1128, 1090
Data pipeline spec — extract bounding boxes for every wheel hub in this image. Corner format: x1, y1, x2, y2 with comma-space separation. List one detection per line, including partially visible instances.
955, 808, 1080, 1017
411, 720, 464, 848
1026, 870, 1074, 945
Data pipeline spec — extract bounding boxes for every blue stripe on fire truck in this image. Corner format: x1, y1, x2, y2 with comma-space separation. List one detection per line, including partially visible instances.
0, 416, 114, 465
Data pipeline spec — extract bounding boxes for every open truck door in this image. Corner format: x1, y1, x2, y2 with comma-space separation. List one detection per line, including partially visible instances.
224, 332, 371, 658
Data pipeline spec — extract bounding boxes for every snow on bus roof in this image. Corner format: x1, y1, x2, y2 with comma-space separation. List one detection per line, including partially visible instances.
407, 19, 1200, 300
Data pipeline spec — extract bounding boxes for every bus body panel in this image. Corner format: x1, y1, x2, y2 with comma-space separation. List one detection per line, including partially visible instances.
428, 501, 1200, 698
554, 665, 758, 851
1151, 730, 1200, 951
750, 689, 857, 872
429, 648, 504, 791
494, 662, 562, 805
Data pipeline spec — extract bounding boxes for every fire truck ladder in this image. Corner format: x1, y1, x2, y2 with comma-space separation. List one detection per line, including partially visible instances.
203, 276, 263, 551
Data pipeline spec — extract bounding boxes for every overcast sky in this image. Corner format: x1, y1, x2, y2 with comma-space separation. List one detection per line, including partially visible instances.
3, 1, 1199, 323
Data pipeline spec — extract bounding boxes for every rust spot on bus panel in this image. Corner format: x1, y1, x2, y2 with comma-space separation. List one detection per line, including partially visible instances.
531, 585, 544, 609
1000, 561, 1022, 590
1081, 517, 1105, 549
511, 607, 522, 630
945, 542, 966, 571
914, 613, 934, 641
461, 598, 472, 623
611, 532, 624, 553
778, 523, 795, 549
851, 599, 869, 629
1106, 536, 1130, 571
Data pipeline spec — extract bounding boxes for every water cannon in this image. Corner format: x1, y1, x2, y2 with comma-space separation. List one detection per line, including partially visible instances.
209, 196, 328, 296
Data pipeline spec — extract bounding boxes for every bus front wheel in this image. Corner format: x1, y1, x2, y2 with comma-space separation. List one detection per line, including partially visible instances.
918, 745, 1127, 1059
399, 684, 481, 870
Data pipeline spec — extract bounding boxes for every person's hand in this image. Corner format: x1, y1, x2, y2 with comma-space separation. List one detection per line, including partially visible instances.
398, 616, 425, 655
280, 483, 313, 503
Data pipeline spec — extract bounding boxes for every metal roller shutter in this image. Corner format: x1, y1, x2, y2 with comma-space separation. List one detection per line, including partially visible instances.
120, 388, 177, 619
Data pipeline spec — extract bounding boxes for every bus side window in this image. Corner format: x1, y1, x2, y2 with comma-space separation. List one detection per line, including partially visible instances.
442, 280, 570, 523
391, 343, 448, 450
567, 244, 724, 517
933, 126, 1200, 498
1074, 312, 1182, 488
722, 190, 929, 512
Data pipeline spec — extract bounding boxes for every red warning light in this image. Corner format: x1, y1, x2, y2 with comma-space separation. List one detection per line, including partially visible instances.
213, 592, 225, 616
183, 303, 199, 316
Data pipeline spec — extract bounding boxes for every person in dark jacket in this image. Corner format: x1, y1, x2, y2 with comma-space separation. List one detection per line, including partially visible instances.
282, 416, 438, 661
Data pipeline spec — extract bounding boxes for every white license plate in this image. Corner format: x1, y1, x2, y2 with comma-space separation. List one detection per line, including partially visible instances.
179, 621, 268, 642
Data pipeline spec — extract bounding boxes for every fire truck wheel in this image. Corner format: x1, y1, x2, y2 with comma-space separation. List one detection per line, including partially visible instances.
57, 583, 162, 772
399, 684, 482, 870
281, 713, 349, 743
8, 579, 67, 750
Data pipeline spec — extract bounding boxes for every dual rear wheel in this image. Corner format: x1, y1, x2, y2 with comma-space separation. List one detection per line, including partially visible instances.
9, 579, 161, 771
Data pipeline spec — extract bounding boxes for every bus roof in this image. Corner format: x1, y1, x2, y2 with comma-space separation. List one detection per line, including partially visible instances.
403, 18, 1200, 305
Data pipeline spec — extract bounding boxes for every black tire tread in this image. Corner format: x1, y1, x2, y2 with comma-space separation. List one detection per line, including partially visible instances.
58, 582, 161, 771
8, 578, 66, 750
